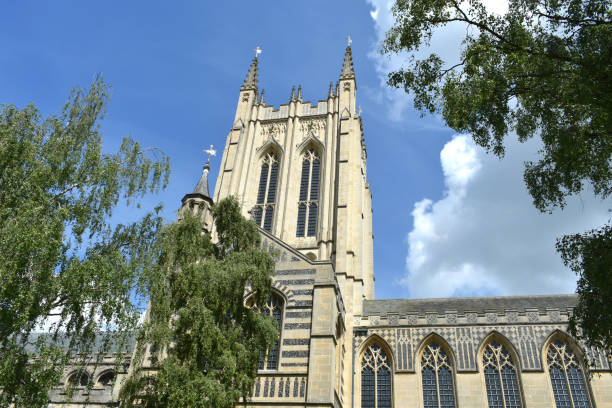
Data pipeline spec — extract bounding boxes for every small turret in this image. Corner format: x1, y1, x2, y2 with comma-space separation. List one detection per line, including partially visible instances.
180, 159, 214, 232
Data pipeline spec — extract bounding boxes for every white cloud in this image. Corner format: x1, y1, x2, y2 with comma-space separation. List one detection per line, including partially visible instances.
404, 134, 610, 298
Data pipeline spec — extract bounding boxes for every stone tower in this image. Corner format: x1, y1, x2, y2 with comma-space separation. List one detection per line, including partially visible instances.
213, 45, 374, 310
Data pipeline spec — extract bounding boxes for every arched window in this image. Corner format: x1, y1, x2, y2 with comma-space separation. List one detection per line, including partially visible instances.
482, 341, 522, 408
296, 149, 320, 237
67, 370, 89, 387
546, 340, 592, 408
248, 292, 284, 370
361, 343, 392, 408
253, 152, 279, 232
97, 371, 115, 387
421, 342, 456, 408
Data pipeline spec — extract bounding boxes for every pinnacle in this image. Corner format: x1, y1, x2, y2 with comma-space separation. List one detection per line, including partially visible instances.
340, 45, 355, 79
241, 56, 259, 90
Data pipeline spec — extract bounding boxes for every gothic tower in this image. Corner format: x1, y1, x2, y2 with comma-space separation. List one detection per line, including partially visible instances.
213, 45, 374, 310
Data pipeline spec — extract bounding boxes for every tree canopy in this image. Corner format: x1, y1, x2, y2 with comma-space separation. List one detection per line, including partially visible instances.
0, 77, 170, 407
382, 0, 611, 352
120, 197, 278, 408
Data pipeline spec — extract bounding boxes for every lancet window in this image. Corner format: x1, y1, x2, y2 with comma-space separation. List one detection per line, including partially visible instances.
421, 342, 456, 408
482, 341, 522, 408
253, 152, 279, 232
296, 149, 320, 237
361, 343, 391, 408
547, 340, 591, 408
248, 292, 284, 371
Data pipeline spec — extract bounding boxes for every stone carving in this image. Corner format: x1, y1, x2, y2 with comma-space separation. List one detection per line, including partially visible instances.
548, 309, 561, 322
446, 313, 457, 324
426, 313, 438, 324
506, 311, 519, 323
466, 313, 478, 323
343, 82, 351, 91
486, 312, 497, 323
527, 311, 539, 322
371, 315, 380, 326
406, 314, 418, 325
354, 316, 361, 327
261, 122, 287, 142
242, 94, 249, 102
299, 119, 325, 143
388, 314, 399, 326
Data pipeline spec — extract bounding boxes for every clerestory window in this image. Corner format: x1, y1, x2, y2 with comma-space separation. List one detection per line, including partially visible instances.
296, 149, 320, 237
253, 152, 279, 232
421, 342, 456, 408
547, 340, 592, 408
482, 341, 522, 408
361, 343, 392, 408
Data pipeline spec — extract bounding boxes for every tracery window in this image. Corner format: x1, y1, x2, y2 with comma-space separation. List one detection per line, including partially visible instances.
421, 342, 456, 408
253, 152, 279, 232
547, 340, 592, 408
97, 371, 115, 387
296, 149, 320, 237
361, 343, 392, 408
67, 371, 89, 387
248, 292, 283, 370
482, 341, 522, 408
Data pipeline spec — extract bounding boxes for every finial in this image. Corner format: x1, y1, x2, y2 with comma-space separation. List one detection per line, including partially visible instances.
259, 89, 266, 105
358, 106, 363, 115
290, 86, 296, 101
297, 85, 302, 102
241, 54, 259, 90
254, 46, 262, 58
347, 35, 352, 46
334, 81, 339, 96
340, 42, 355, 79
328, 82, 333, 98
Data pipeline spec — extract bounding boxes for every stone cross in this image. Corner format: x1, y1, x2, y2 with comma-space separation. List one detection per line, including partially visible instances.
254, 46, 262, 58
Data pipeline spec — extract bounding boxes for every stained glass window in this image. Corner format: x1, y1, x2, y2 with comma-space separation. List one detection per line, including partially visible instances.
361, 343, 392, 408
296, 149, 320, 237
253, 152, 279, 232
482, 341, 522, 408
250, 293, 283, 370
421, 342, 456, 408
547, 340, 592, 408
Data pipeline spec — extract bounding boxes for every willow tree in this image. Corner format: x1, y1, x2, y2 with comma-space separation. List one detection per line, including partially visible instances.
382, 0, 611, 353
0, 77, 170, 407
120, 197, 278, 408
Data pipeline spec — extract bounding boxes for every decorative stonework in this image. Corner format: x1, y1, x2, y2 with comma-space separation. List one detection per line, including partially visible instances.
298, 119, 325, 143
406, 314, 418, 325
506, 311, 519, 323
388, 314, 399, 326
446, 313, 457, 324
261, 122, 287, 142
371, 315, 380, 326
426, 313, 438, 324
527, 311, 539, 322
486, 312, 497, 323
466, 313, 478, 323
548, 309, 560, 322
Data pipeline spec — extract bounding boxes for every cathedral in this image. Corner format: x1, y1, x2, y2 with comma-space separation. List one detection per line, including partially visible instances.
50, 46, 611, 407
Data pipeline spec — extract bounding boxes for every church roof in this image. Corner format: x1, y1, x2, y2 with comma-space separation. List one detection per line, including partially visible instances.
182, 162, 212, 203
362, 294, 577, 315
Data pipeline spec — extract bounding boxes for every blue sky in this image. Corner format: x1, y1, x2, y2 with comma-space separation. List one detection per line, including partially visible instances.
2, 1, 608, 300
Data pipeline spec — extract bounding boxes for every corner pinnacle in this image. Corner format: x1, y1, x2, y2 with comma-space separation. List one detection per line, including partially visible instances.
340, 45, 355, 79
241, 56, 259, 90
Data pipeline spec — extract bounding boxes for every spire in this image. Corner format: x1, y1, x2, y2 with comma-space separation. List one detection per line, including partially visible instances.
259, 89, 266, 105
297, 85, 302, 101
328, 82, 334, 98
191, 162, 211, 200
290, 86, 296, 101
340, 44, 355, 79
241, 56, 259, 90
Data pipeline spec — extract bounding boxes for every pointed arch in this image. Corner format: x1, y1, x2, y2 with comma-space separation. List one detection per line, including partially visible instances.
542, 330, 593, 408
478, 331, 524, 408
417, 333, 457, 408
245, 289, 285, 371
257, 138, 284, 158
295, 146, 321, 238
357, 334, 394, 408
253, 149, 281, 232
296, 134, 325, 156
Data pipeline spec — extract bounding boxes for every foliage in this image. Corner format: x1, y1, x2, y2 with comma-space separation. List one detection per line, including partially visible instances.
558, 224, 612, 353
120, 197, 278, 408
0, 77, 170, 407
383, 0, 611, 353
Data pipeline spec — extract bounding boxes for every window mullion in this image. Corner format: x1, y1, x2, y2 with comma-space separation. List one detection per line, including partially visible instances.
435, 366, 441, 408
306, 157, 313, 231
563, 364, 576, 408
498, 366, 506, 408
374, 367, 378, 408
